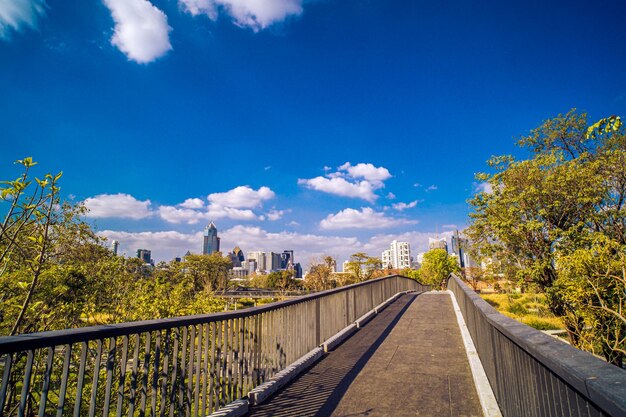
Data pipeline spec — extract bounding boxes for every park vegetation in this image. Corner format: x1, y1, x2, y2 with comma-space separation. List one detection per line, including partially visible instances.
0, 158, 393, 338
466, 110, 626, 366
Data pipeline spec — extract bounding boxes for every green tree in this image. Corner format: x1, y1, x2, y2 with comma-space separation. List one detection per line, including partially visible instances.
182, 253, 232, 292
554, 235, 626, 367
467, 110, 626, 364
345, 252, 382, 282
418, 249, 460, 289
305, 257, 335, 291
0, 158, 64, 334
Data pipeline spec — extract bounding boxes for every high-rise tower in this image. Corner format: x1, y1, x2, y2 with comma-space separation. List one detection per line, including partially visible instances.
202, 222, 220, 255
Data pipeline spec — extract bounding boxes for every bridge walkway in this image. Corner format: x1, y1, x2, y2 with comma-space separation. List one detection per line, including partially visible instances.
248, 292, 483, 417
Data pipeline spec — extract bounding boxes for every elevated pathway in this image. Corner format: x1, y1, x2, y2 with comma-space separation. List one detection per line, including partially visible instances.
248, 292, 483, 417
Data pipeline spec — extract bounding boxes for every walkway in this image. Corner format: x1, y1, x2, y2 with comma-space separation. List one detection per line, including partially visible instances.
248, 292, 483, 417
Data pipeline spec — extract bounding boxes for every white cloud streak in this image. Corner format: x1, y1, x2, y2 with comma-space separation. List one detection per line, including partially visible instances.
179, 0, 303, 31
0, 0, 46, 39
208, 186, 275, 209
298, 177, 379, 203
298, 162, 392, 202
320, 207, 418, 230
103, 0, 172, 63
84, 193, 152, 219
392, 200, 419, 211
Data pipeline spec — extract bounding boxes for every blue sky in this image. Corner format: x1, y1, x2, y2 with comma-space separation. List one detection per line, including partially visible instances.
1, 0, 625, 265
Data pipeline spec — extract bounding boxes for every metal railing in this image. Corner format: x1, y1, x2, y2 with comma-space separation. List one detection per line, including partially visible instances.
447, 274, 626, 417
0, 274, 426, 416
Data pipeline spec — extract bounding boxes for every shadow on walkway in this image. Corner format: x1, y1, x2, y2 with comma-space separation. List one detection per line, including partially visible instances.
249, 294, 418, 417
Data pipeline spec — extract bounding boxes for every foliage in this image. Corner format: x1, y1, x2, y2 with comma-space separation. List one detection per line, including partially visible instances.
305, 256, 336, 291
345, 252, 382, 282
480, 293, 563, 331
467, 110, 626, 365
554, 235, 626, 367
418, 249, 460, 289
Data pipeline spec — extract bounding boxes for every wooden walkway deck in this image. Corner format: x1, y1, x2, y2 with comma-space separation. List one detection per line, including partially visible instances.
248, 292, 483, 417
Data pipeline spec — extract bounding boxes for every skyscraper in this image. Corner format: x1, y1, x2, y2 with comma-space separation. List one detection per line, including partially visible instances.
111, 240, 119, 256
247, 251, 267, 273
136, 249, 152, 265
202, 222, 220, 255
281, 250, 294, 269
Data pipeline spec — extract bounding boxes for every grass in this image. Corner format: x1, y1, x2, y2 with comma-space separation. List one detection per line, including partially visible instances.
480, 293, 564, 331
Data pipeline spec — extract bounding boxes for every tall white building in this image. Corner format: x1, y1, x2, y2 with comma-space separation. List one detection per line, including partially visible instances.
381, 240, 411, 269
267, 252, 283, 271
247, 251, 267, 273
381, 249, 392, 268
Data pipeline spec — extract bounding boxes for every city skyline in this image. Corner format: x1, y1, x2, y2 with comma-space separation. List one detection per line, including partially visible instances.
2, 1, 625, 263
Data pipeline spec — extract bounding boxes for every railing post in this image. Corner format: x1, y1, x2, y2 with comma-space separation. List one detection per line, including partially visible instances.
315, 299, 321, 346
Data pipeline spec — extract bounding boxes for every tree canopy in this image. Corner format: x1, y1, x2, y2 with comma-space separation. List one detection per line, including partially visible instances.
467, 110, 626, 366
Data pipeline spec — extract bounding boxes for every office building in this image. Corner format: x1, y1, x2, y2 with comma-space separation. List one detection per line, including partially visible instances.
247, 251, 267, 273
111, 240, 119, 256
202, 222, 220, 255
281, 250, 294, 269
136, 249, 152, 265
267, 252, 283, 271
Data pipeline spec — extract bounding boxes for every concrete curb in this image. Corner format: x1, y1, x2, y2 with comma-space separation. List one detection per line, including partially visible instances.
248, 347, 324, 406
446, 290, 502, 417
207, 399, 249, 417
322, 323, 358, 352
355, 310, 376, 328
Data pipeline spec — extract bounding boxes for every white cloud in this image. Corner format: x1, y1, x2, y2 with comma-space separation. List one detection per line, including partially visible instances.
157, 186, 276, 224
179, 198, 205, 209
320, 207, 418, 230
158, 205, 206, 224
206, 204, 258, 220
208, 185, 275, 208
266, 209, 285, 221
287, 220, 300, 227
103, 0, 172, 63
84, 193, 152, 219
299, 162, 392, 202
0, 0, 46, 39
426, 185, 438, 192
179, 0, 303, 31
392, 200, 419, 211
442, 224, 458, 230
338, 162, 392, 183
298, 177, 379, 203
474, 181, 493, 194
386, 192, 396, 200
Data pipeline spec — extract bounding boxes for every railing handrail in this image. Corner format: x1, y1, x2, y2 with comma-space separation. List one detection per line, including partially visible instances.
0, 274, 422, 354
447, 273, 626, 417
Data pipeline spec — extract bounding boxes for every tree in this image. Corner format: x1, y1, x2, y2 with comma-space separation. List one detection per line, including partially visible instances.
467, 110, 626, 364
0, 158, 64, 334
554, 235, 626, 367
418, 249, 460, 289
305, 256, 335, 291
182, 253, 232, 292
345, 253, 382, 282
266, 270, 296, 291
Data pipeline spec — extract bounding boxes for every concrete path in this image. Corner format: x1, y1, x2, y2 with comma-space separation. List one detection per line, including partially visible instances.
248, 292, 483, 417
